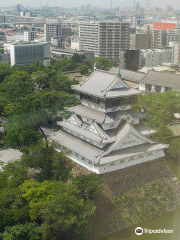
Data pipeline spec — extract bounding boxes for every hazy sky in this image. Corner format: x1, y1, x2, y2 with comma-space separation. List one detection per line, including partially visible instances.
0, 0, 179, 9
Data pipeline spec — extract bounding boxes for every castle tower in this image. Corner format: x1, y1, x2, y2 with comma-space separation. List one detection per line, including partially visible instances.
50, 70, 168, 174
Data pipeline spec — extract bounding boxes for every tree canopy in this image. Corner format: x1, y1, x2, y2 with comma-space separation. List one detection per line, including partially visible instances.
133, 91, 180, 157
0, 141, 101, 240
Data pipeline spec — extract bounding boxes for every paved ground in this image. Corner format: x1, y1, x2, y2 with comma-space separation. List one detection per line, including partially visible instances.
0, 148, 22, 168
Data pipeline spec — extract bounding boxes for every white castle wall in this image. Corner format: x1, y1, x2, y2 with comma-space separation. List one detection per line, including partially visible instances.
67, 149, 165, 174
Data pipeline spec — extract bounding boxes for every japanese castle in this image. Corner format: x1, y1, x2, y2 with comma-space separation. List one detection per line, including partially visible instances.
51, 69, 168, 174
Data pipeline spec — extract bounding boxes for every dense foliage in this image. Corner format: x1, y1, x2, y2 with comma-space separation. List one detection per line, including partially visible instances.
0, 142, 101, 240
133, 91, 180, 158
0, 56, 106, 239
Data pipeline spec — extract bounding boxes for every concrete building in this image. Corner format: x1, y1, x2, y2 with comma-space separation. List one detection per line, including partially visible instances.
151, 22, 179, 48
79, 21, 130, 62
130, 33, 151, 49
170, 41, 180, 64
120, 49, 172, 70
0, 53, 9, 65
139, 49, 172, 68
4, 42, 50, 66
52, 48, 94, 61
139, 71, 180, 93
120, 50, 140, 71
50, 69, 168, 174
44, 23, 62, 42
62, 27, 72, 38
151, 29, 179, 49
0, 15, 5, 23
0, 31, 6, 42
24, 31, 37, 42
20, 11, 32, 17
50, 37, 63, 47
71, 39, 83, 51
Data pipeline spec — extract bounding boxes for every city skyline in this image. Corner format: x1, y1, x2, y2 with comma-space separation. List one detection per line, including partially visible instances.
0, 0, 179, 9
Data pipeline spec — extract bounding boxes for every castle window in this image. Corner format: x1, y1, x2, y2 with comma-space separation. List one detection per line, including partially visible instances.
110, 162, 115, 166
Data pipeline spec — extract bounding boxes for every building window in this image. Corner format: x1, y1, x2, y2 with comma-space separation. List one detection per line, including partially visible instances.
110, 162, 115, 166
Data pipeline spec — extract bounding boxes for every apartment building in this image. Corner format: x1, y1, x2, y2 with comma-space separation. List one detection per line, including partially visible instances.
151, 23, 180, 48
130, 33, 151, 49
79, 21, 130, 62
24, 31, 37, 42
44, 23, 62, 42
170, 41, 180, 64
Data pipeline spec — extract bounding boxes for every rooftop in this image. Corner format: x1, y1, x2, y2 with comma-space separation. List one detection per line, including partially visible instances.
68, 105, 145, 124
110, 67, 145, 83
72, 69, 140, 99
140, 71, 180, 89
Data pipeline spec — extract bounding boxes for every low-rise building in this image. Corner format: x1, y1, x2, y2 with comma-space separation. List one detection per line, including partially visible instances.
4, 41, 50, 66
120, 49, 172, 70
139, 71, 180, 92
139, 49, 172, 68
71, 39, 83, 51
52, 48, 94, 61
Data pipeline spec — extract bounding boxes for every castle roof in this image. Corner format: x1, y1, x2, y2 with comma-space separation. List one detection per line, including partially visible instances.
50, 130, 168, 166
72, 70, 140, 99
68, 105, 145, 124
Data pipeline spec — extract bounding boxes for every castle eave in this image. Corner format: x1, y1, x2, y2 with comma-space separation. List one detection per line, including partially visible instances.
50, 130, 103, 164
100, 143, 169, 165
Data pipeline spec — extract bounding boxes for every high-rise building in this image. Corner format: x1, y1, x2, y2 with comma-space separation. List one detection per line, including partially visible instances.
152, 23, 179, 48
24, 31, 37, 42
50, 69, 168, 174
79, 21, 130, 62
0, 15, 5, 23
151, 29, 178, 48
44, 23, 62, 42
4, 42, 50, 66
130, 33, 151, 49
171, 41, 180, 64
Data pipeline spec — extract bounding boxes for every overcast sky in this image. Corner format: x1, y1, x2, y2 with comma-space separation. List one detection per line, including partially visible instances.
0, 0, 179, 9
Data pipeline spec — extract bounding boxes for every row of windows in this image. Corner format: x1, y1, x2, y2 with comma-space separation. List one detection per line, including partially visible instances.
109, 152, 155, 167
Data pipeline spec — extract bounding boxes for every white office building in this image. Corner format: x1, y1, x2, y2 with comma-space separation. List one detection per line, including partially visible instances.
4, 41, 50, 66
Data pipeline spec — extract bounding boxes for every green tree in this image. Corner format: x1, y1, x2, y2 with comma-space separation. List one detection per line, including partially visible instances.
71, 53, 86, 64
168, 139, 180, 159
95, 57, 117, 71
21, 180, 96, 240
77, 64, 89, 75
0, 162, 30, 231
2, 222, 40, 240
0, 71, 34, 101
72, 173, 102, 200
3, 114, 43, 151
31, 71, 50, 90
22, 141, 72, 181
0, 63, 11, 83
